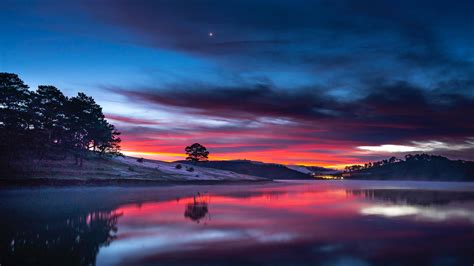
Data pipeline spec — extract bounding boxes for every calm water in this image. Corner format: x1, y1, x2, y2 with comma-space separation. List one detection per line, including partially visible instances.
1, 180, 474, 266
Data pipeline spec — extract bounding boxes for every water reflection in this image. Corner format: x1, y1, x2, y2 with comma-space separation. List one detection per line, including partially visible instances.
184, 193, 209, 223
1, 182, 474, 266
0, 210, 122, 266
347, 189, 474, 205
348, 189, 474, 222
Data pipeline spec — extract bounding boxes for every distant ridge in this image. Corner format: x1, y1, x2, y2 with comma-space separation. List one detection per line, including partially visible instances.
344, 154, 474, 181
176, 160, 322, 180
287, 165, 339, 175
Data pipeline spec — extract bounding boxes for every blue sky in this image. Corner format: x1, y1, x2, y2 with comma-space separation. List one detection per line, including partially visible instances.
1, 0, 474, 166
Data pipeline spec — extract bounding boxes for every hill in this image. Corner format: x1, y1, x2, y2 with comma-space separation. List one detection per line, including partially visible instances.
0, 156, 266, 183
344, 154, 474, 181
177, 160, 314, 180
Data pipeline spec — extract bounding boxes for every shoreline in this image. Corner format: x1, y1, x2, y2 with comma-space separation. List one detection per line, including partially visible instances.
2, 177, 473, 189
0, 177, 273, 187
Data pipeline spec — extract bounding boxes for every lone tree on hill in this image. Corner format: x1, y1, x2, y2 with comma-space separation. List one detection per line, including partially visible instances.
185, 143, 209, 162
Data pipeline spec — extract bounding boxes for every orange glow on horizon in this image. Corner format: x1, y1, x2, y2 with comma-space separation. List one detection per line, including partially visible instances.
121, 149, 364, 169
116, 119, 371, 169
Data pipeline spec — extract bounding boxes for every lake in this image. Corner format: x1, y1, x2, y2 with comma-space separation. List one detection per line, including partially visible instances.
1, 180, 474, 266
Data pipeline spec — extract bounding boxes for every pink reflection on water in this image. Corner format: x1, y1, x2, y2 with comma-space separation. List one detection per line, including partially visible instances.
96, 183, 474, 266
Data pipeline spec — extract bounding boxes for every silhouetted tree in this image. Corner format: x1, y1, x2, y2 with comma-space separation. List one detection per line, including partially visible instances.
0, 73, 33, 170
0, 73, 31, 130
95, 121, 121, 156
65, 92, 120, 166
388, 156, 398, 164
344, 164, 363, 172
0, 73, 121, 172
185, 143, 209, 162
30, 86, 68, 157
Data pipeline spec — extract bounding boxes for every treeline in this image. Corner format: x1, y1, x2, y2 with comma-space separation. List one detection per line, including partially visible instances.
344, 154, 463, 172
0, 73, 121, 170
343, 153, 474, 181
344, 156, 401, 172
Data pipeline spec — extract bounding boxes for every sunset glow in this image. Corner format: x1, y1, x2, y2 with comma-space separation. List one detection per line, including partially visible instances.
2, 1, 474, 166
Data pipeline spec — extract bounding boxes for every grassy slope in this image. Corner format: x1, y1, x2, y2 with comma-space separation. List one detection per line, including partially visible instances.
179, 160, 314, 180
1, 156, 265, 181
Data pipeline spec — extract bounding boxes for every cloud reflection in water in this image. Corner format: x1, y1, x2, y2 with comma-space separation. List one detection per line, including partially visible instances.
95, 185, 474, 265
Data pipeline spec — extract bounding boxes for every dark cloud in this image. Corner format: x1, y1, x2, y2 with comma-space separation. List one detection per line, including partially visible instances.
105, 114, 161, 125
111, 81, 474, 144
208, 145, 275, 154
112, 84, 338, 120
81, 0, 474, 148
84, 0, 474, 77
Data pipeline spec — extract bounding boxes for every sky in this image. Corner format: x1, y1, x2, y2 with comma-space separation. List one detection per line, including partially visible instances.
1, 0, 473, 168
